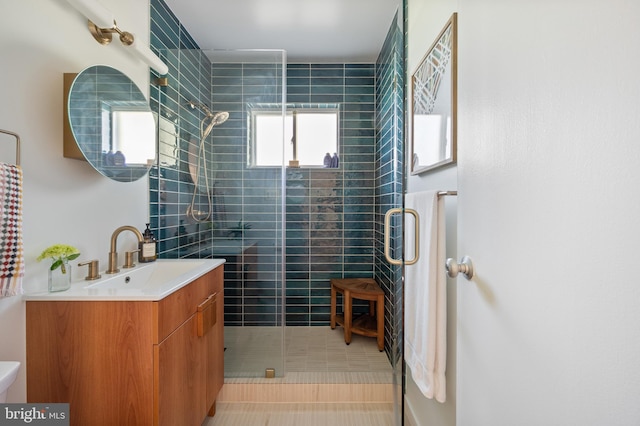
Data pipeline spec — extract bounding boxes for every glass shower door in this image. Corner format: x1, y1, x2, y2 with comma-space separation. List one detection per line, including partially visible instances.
152, 48, 286, 378
208, 49, 286, 378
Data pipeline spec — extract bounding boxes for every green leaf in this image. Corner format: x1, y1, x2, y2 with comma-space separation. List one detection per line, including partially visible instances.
67, 253, 81, 261
50, 259, 62, 271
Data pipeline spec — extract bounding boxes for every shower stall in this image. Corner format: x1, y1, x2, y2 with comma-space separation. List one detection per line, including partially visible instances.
149, 5, 404, 391
151, 48, 288, 377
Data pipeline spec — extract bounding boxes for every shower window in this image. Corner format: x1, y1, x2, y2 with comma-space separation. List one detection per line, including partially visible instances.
249, 104, 339, 167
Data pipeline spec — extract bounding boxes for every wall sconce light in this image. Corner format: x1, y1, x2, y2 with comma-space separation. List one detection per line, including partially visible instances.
66, 0, 169, 75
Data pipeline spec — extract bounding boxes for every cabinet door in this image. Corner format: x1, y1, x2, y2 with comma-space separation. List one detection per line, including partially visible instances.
213, 290, 224, 399
203, 265, 225, 416
155, 314, 206, 426
209, 267, 225, 410
27, 301, 154, 426
204, 293, 217, 415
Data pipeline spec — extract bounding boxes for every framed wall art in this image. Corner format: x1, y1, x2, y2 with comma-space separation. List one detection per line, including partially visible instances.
410, 13, 457, 175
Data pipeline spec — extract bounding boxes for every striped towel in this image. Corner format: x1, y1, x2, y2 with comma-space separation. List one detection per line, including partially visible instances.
0, 163, 24, 297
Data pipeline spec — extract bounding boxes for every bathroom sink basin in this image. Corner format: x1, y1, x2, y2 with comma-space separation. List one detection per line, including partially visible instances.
84, 260, 207, 291
22, 258, 225, 301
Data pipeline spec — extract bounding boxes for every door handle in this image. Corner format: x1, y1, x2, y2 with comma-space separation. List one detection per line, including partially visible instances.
446, 256, 474, 280
384, 208, 419, 266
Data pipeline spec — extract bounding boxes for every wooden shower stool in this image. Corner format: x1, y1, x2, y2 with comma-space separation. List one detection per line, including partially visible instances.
330, 278, 385, 351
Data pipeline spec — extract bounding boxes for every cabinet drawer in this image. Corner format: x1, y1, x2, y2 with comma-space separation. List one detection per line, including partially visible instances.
155, 273, 212, 343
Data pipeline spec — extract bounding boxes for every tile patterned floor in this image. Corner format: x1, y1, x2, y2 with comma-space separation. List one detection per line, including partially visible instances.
209, 326, 397, 425
224, 326, 393, 378
202, 402, 395, 426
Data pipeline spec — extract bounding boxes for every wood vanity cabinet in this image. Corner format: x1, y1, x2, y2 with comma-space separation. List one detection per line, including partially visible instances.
26, 265, 224, 426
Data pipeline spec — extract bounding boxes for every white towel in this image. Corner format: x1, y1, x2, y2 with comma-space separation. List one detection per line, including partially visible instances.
404, 190, 447, 402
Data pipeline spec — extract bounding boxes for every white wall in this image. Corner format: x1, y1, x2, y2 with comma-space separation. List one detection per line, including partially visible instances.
406, 0, 640, 425
405, 0, 458, 424
0, 0, 152, 402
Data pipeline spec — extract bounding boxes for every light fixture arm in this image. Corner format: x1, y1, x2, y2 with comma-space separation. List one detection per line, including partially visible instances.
88, 20, 134, 46
65, 0, 168, 75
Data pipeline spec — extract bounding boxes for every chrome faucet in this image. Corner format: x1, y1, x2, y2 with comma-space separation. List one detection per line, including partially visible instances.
107, 226, 144, 274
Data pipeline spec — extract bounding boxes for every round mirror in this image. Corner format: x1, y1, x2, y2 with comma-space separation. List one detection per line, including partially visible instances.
67, 65, 156, 182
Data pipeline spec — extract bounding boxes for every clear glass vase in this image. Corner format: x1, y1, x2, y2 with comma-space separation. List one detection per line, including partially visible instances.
48, 259, 72, 292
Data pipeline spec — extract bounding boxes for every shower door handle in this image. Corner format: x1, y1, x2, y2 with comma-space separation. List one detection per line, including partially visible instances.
384, 208, 419, 266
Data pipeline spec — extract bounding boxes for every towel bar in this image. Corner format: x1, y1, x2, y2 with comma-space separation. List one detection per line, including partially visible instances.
0, 129, 20, 166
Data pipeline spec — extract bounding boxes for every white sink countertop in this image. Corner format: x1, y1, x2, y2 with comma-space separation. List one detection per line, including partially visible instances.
23, 259, 225, 301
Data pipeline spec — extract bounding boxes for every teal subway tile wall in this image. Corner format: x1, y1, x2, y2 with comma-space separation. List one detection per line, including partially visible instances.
210, 60, 284, 327
375, 12, 404, 362
149, 0, 403, 355
283, 63, 377, 326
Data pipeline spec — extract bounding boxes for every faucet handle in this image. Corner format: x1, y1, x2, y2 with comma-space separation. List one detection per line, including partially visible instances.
124, 250, 139, 269
78, 260, 101, 281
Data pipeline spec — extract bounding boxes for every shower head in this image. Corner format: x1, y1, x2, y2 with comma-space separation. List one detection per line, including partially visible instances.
211, 111, 229, 126
187, 101, 228, 126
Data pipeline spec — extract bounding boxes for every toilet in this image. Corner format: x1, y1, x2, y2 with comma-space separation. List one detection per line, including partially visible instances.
0, 361, 20, 403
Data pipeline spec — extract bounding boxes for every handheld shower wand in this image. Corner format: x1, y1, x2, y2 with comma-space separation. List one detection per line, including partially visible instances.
186, 101, 229, 222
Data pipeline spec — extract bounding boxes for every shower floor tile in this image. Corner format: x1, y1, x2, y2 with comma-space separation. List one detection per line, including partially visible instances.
224, 326, 393, 379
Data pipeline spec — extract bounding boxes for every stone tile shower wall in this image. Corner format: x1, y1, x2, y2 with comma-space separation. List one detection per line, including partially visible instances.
283, 64, 376, 326
150, 1, 284, 328
149, 0, 378, 328
375, 13, 405, 362
210, 62, 377, 327
210, 61, 285, 327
